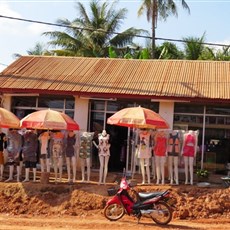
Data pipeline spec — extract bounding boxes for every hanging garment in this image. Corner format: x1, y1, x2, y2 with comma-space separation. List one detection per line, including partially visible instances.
183, 133, 196, 157
168, 132, 180, 156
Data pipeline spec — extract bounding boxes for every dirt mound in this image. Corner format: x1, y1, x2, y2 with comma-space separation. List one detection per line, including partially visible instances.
0, 181, 229, 220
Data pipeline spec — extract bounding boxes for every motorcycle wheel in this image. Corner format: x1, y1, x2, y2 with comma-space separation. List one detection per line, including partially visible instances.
150, 201, 172, 225
104, 203, 125, 221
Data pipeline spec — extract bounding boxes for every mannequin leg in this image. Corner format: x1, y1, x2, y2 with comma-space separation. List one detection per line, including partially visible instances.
189, 157, 194, 185
168, 156, 173, 184
86, 158, 91, 182
103, 156, 110, 184
53, 158, 58, 182
19, 161, 23, 177
72, 156, 76, 182
23, 168, 30, 182
40, 158, 45, 173
145, 159, 150, 184
58, 157, 63, 182
139, 158, 145, 184
98, 155, 104, 185
0, 164, 3, 181
81, 159, 85, 182
184, 156, 189, 184
174, 156, 179, 185
66, 157, 71, 182
5, 165, 14, 182
46, 158, 50, 173
16, 165, 20, 182
151, 156, 156, 180
160, 156, 166, 185
155, 156, 161, 184
33, 167, 36, 182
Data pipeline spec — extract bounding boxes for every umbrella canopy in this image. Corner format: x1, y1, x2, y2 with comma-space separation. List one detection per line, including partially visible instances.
107, 106, 169, 129
20, 109, 80, 130
0, 107, 20, 128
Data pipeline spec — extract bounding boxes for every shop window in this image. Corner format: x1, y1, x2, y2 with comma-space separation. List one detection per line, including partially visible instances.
91, 101, 105, 111
65, 98, 75, 109
174, 103, 204, 113
38, 97, 64, 109
12, 96, 36, 107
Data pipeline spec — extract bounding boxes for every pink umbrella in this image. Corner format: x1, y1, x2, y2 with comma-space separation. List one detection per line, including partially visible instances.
20, 109, 79, 130
0, 107, 20, 128
107, 106, 169, 129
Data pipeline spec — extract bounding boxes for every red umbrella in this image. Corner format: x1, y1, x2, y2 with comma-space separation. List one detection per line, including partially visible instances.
107, 106, 169, 129
20, 109, 80, 130
0, 107, 20, 128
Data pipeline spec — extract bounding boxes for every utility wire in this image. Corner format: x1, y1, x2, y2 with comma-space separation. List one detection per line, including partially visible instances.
0, 14, 229, 48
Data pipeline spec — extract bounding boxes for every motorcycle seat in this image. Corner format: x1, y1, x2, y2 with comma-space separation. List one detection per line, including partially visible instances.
138, 191, 164, 199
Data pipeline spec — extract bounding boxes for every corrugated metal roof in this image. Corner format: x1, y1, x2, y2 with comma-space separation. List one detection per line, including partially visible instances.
0, 56, 230, 102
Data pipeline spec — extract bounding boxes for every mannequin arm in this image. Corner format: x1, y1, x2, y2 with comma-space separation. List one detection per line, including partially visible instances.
92, 141, 98, 149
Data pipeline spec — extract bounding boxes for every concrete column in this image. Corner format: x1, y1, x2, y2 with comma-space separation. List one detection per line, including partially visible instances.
158, 101, 174, 130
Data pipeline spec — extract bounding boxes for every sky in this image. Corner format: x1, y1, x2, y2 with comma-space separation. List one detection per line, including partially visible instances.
0, 0, 230, 71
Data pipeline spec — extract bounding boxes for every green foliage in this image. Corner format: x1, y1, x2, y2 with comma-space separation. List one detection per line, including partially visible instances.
43, 0, 148, 58
196, 169, 209, 178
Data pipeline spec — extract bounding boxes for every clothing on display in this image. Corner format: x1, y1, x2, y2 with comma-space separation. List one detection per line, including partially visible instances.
79, 132, 93, 159
98, 130, 110, 157
6, 129, 22, 163
167, 131, 180, 156
39, 131, 50, 157
154, 131, 167, 157
182, 130, 198, 157
66, 131, 76, 158
137, 129, 151, 159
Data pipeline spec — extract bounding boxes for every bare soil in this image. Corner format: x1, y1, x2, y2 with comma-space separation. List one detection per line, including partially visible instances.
0, 171, 229, 230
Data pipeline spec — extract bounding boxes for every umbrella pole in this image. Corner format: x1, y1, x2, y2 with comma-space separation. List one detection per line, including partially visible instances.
126, 127, 130, 173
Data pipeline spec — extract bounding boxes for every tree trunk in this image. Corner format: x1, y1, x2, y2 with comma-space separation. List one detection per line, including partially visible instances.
151, 0, 157, 59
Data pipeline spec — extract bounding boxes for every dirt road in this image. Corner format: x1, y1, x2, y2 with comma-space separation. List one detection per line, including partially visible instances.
0, 214, 229, 230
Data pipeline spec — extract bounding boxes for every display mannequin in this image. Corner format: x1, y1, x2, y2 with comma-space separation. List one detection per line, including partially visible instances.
5, 129, 22, 182
181, 130, 198, 185
65, 130, 77, 183
79, 132, 94, 182
167, 130, 180, 185
22, 130, 38, 182
51, 131, 64, 183
153, 131, 167, 185
97, 130, 110, 185
0, 129, 7, 181
38, 131, 51, 173
137, 129, 151, 184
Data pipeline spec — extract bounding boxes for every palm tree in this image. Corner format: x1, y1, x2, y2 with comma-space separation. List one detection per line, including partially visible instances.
138, 0, 190, 59
13, 42, 51, 59
183, 33, 206, 60
43, 0, 148, 57
157, 42, 184, 59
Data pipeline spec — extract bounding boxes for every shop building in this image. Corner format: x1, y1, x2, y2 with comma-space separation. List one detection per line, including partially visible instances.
0, 56, 229, 173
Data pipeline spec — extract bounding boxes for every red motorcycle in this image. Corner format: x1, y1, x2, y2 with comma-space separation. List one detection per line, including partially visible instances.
104, 174, 176, 225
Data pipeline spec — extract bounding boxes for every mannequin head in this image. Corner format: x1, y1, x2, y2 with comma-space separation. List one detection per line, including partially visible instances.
102, 130, 107, 137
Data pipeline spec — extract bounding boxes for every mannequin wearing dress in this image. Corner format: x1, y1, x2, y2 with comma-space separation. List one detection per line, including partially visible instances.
79, 131, 94, 182
181, 130, 198, 185
5, 129, 22, 182
22, 130, 38, 182
38, 131, 51, 173
97, 130, 110, 185
51, 131, 64, 183
65, 130, 77, 183
137, 129, 151, 184
153, 131, 167, 185
167, 130, 180, 185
